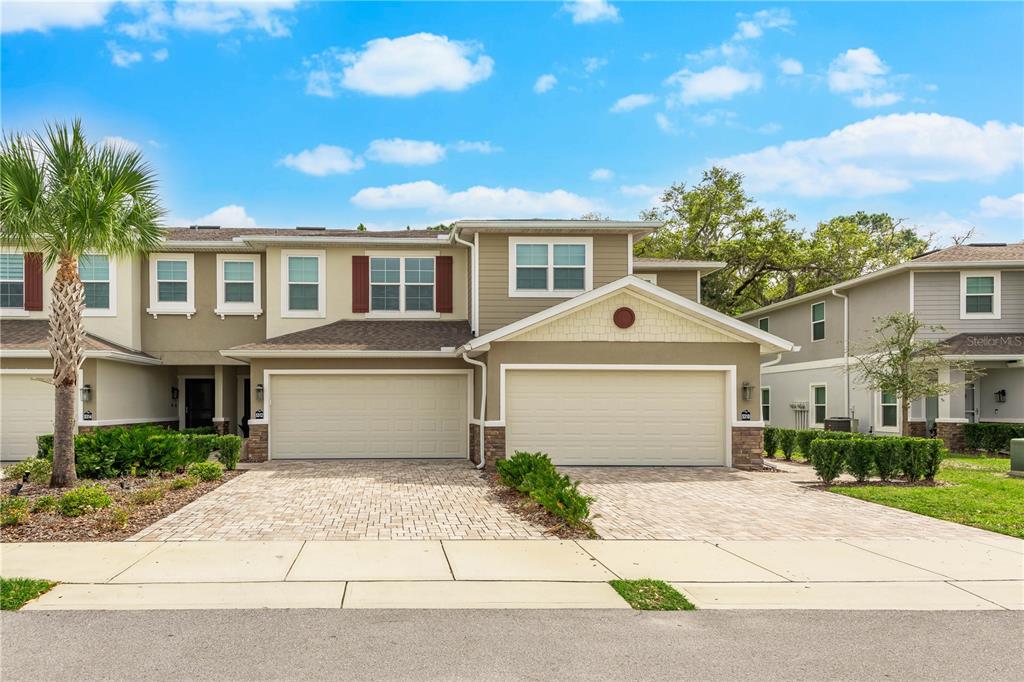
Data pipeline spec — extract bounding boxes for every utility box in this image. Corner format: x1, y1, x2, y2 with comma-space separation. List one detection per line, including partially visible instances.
1011, 439, 1024, 479
824, 417, 859, 433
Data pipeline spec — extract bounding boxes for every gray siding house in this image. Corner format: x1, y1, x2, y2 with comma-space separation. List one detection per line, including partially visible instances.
738, 243, 1024, 452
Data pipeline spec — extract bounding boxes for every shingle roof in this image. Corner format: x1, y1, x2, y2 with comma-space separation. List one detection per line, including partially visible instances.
913, 243, 1024, 263
227, 319, 473, 352
0, 319, 156, 359
941, 333, 1024, 356
633, 257, 723, 267
161, 227, 445, 242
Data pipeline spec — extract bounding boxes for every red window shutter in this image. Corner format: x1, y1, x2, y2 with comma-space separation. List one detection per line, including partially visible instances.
436, 255, 453, 313
23, 252, 43, 311
352, 255, 369, 313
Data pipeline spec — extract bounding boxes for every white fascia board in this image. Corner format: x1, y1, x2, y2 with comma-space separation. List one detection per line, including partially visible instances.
454, 220, 662, 230
220, 349, 459, 359
633, 261, 726, 272
238, 236, 446, 246
942, 354, 1024, 362
0, 349, 161, 365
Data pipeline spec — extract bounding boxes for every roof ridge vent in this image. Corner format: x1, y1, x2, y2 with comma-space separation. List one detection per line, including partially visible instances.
296, 226, 326, 231
191, 225, 220, 230
967, 242, 1007, 247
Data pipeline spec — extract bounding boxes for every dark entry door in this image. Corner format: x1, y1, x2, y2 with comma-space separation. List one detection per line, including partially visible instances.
241, 378, 251, 437
185, 378, 215, 429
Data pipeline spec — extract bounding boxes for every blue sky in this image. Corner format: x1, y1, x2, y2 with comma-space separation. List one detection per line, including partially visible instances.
2, 1, 1022, 242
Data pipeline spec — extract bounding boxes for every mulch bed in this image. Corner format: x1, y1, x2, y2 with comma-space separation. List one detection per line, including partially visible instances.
482, 472, 599, 540
1, 471, 243, 542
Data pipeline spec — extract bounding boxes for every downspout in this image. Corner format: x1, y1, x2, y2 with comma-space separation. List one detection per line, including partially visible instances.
460, 350, 487, 470
451, 227, 477, 335
761, 352, 784, 369
831, 289, 850, 418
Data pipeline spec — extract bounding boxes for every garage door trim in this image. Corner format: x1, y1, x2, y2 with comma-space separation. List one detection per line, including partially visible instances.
499, 363, 737, 467
262, 369, 473, 460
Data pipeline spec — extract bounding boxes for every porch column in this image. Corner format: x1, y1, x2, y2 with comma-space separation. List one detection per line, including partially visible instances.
936, 363, 967, 452
213, 365, 236, 435
908, 397, 927, 437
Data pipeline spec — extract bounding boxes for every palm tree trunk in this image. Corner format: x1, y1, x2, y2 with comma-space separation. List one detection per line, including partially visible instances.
48, 254, 85, 488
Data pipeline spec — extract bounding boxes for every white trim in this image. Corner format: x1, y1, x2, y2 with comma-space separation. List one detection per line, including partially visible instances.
0, 349, 161, 365
696, 271, 701, 304
0, 249, 27, 315
809, 383, 827, 427
761, 356, 854, 374
77, 417, 175, 427
236, 374, 249, 436
497, 363, 736, 467
240, 236, 446, 246
366, 254, 439, 317
281, 249, 326, 318
634, 272, 658, 285
633, 260, 725, 272
473, 232, 480, 333
810, 300, 826, 342
979, 418, 1024, 423
215, 253, 262, 318
221, 349, 457, 359
80, 253, 117, 317
760, 384, 771, 424
733, 420, 765, 428
875, 390, 901, 433
935, 417, 969, 424
627, 234, 633, 275
943, 354, 1024, 362
960, 270, 1001, 320
757, 316, 769, 332
909, 270, 915, 313
148, 253, 196, 317
507, 236, 593, 298
178, 374, 214, 430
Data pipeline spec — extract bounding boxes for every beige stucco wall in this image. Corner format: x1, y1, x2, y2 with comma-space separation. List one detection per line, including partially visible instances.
95, 360, 177, 422
477, 233, 629, 334
650, 270, 699, 301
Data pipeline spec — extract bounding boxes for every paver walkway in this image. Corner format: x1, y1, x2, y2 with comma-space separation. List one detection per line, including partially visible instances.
131, 460, 548, 541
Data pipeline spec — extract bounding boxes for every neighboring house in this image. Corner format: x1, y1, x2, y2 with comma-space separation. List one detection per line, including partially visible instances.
738, 243, 1024, 452
0, 220, 794, 468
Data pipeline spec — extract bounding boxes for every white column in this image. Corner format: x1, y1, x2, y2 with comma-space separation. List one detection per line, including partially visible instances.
937, 364, 968, 423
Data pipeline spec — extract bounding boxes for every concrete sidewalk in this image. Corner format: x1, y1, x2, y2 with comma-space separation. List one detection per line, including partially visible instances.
2, 537, 1021, 611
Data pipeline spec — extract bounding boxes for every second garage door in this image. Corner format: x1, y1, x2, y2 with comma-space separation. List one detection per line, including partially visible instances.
505, 369, 727, 466
1, 372, 55, 462
269, 373, 468, 459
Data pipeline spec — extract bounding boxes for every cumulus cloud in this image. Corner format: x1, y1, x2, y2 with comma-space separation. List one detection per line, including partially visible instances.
366, 138, 446, 166
563, 0, 621, 24
1, 1, 113, 33
714, 113, 1024, 197
590, 168, 614, 181
107, 41, 142, 68
828, 47, 902, 108
192, 205, 258, 228
732, 8, 794, 41
610, 93, 656, 113
584, 56, 608, 73
117, 1, 297, 41
351, 181, 595, 217
304, 33, 494, 97
101, 135, 140, 151
279, 145, 365, 176
450, 140, 502, 154
779, 58, 803, 76
978, 193, 1024, 219
666, 66, 763, 105
534, 73, 557, 93
151, 47, 169, 62
620, 184, 659, 197
655, 112, 678, 134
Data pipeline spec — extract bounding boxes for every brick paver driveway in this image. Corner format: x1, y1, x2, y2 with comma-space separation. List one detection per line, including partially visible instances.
564, 463, 1000, 542
131, 460, 548, 541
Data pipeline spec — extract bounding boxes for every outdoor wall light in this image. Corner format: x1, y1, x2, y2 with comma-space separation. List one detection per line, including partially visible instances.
171, 385, 179, 401
741, 381, 754, 401
255, 383, 264, 401
80, 384, 92, 402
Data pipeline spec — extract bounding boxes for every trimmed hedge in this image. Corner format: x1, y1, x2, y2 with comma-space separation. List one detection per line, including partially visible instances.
214, 435, 242, 470
496, 451, 593, 528
763, 427, 779, 458
805, 433, 945, 484
809, 439, 848, 485
778, 429, 797, 460
964, 423, 1024, 455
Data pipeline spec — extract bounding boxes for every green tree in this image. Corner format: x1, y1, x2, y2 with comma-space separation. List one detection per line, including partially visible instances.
1, 121, 164, 486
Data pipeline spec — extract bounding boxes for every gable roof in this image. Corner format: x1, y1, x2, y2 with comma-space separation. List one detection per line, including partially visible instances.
223, 319, 472, 357
0, 320, 159, 364
462, 276, 796, 354
912, 243, 1024, 263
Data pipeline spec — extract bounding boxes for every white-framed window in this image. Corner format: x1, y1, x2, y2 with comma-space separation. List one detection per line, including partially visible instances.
877, 391, 899, 431
810, 384, 827, 426
148, 253, 195, 317
758, 316, 769, 332
761, 386, 771, 422
0, 252, 25, 311
960, 271, 1001, 319
369, 256, 436, 315
811, 301, 825, 341
80, 254, 115, 316
508, 236, 593, 297
281, 250, 325, 318
635, 273, 658, 285
215, 254, 262, 318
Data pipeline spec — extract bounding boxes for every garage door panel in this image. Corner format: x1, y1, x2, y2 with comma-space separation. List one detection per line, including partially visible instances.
270, 374, 468, 459
1, 374, 55, 461
506, 370, 726, 466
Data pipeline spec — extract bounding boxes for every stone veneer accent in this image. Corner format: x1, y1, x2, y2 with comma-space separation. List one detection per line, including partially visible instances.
936, 421, 966, 453
908, 421, 927, 438
78, 419, 178, 434
731, 425, 763, 470
244, 423, 268, 462
469, 424, 506, 470
213, 419, 230, 435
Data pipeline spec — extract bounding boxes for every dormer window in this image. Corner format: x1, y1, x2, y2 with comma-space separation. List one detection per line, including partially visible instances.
508, 237, 593, 298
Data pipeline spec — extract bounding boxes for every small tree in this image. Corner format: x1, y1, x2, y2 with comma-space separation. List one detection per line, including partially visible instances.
852, 313, 977, 436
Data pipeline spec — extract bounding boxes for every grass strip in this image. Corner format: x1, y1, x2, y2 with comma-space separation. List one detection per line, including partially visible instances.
610, 579, 695, 611
1, 577, 57, 610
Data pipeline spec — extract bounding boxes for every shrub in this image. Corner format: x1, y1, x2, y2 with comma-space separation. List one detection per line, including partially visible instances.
528, 475, 593, 527
31, 495, 58, 513
922, 438, 945, 481
183, 434, 219, 466
845, 439, 876, 482
214, 435, 242, 470
873, 438, 902, 482
36, 434, 53, 459
496, 451, 592, 528
795, 429, 819, 459
186, 461, 224, 481
181, 425, 217, 435
170, 476, 197, 490
497, 452, 556, 490
900, 438, 930, 483
778, 429, 798, 460
0, 498, 30, 527
4, 458, 52, 485
763, 427, 779, 458
99, 506, 132, 531
964, 423, 1024, 455
810, 439, 846, 485
127, 486, 165, 506
57, 485, 113, 517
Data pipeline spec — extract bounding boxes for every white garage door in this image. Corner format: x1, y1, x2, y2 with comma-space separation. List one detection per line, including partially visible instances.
1, 373, 55, 461
505, 369, 727, 466
270, 373, 468, 459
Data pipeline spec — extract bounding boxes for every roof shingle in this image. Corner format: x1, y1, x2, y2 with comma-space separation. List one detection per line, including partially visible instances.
228, 319, 472, 352
0, 320, 156, 359
161, 227, 444, 241
913, 243, 1024, 263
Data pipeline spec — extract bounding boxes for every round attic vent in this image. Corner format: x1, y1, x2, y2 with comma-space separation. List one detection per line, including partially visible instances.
613, 307, 635, 329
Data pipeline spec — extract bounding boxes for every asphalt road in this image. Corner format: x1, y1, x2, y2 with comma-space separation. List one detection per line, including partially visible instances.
2, 609, 1021, 681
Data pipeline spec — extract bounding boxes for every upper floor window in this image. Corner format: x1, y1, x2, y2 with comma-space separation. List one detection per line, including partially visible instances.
811, 302, 825, 341
281, 250, 325, 318
960, 271, 1000, 320
369, 256, 435, 313
758, 316, 769, 332
216, 254, 262, 318
80, 254, 114, 315
148, 253, 195, 317
0, 253, 24, 309
508, 237, 593, 298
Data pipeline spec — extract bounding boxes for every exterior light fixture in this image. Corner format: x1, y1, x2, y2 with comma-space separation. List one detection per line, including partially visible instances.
171, 385, 179, 401
255, 383, 264, 401
741, 381, 754, 401
80, 384, 92, 402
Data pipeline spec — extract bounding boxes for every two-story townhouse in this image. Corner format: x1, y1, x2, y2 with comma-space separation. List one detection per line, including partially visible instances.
738, 243, 1024, 452
1, 220, 795, 469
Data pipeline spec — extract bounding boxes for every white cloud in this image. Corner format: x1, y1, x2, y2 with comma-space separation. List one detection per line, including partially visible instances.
563, 0, 621, 24
351, 181, 595, 217
828, 47, 902, 108
655, 112, 677, 134
978, 193, 1024, 219
584, 56, 608, 73
620, 184, 658, 197
1, 1, 113, 33
610, 93, 656, 113
192, 205, 258, 228
152, 48, 169, 62
733, 8, 794, 41
666, 66, 763, 105
304, 33, 494, 98
365, 138, 446, 166
590, 168, 614, 181
101, 135, 140, 151
534, 73, 557, 94
779, 58, 803, 76
279, 145, 365, 176
117, 1, 297, 41
450, 140, 502, 154
107, 41, 142, 68
714, 113, 1024, 198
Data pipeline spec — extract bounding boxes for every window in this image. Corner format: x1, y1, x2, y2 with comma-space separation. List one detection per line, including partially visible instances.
157, 260, 188, 302
758, 316, 769, 332
0, 253, 24, 309
811, 302, 825, 341
812, 385, 827, 425
216, 254, 261, 317
508, 237, 593, 297
370, 256, 435, 313
960, 271, 1000, 319
880, 392, 898, 429
761, 387, 771, 422
281, 250, 324, 317
79, 254, 113, 313
148, 253, 195, 317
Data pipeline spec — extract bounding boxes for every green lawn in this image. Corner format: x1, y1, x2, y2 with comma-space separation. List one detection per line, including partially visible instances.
610, 579, 695, 611
1, 578, 56, 610
830, 456, 1024, 538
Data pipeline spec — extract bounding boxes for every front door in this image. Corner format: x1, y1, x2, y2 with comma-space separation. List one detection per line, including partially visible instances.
241, 378, 251, 437
185, 378, 215, 429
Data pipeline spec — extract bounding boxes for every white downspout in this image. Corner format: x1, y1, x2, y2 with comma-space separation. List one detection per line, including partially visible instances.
761, 352, 784, 369
451, 227, 477, 336
831, 289, 850, 418
460, 351, 487, 469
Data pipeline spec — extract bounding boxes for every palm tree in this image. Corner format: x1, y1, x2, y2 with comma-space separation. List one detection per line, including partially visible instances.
1, 120, 163, 486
